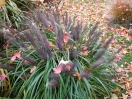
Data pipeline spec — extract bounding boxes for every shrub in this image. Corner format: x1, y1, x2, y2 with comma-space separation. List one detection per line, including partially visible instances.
109, 0, 132, 28
0, 11, 122, 99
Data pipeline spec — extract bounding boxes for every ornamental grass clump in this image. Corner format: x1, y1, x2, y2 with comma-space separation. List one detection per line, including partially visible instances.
109, 0, 132, 28
0, 11, 123, 99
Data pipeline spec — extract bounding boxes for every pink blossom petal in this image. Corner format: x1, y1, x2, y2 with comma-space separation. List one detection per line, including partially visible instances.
53, 65, 62, 74
0, 74, 7, 81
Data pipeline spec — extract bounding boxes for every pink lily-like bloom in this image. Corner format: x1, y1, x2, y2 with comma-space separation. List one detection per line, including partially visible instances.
0, 73, 7, 81
53, 59, 70, 74
11, 52, 23, 61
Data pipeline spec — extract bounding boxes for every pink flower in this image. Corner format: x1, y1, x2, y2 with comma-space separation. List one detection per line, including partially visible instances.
0, 73, 7, 81
11, 52, 23, 61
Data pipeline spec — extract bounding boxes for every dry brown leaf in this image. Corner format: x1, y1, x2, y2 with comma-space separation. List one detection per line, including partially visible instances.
122, 93, 128, 99
120, 85, 126, 89
114, 87, 121, 95
111, 93, 118, 99
48, 41, 57, 49
0, 0, 6, 8
83, 66, 92, 72
73, 72, 81, 80
30, 66, 36, 73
